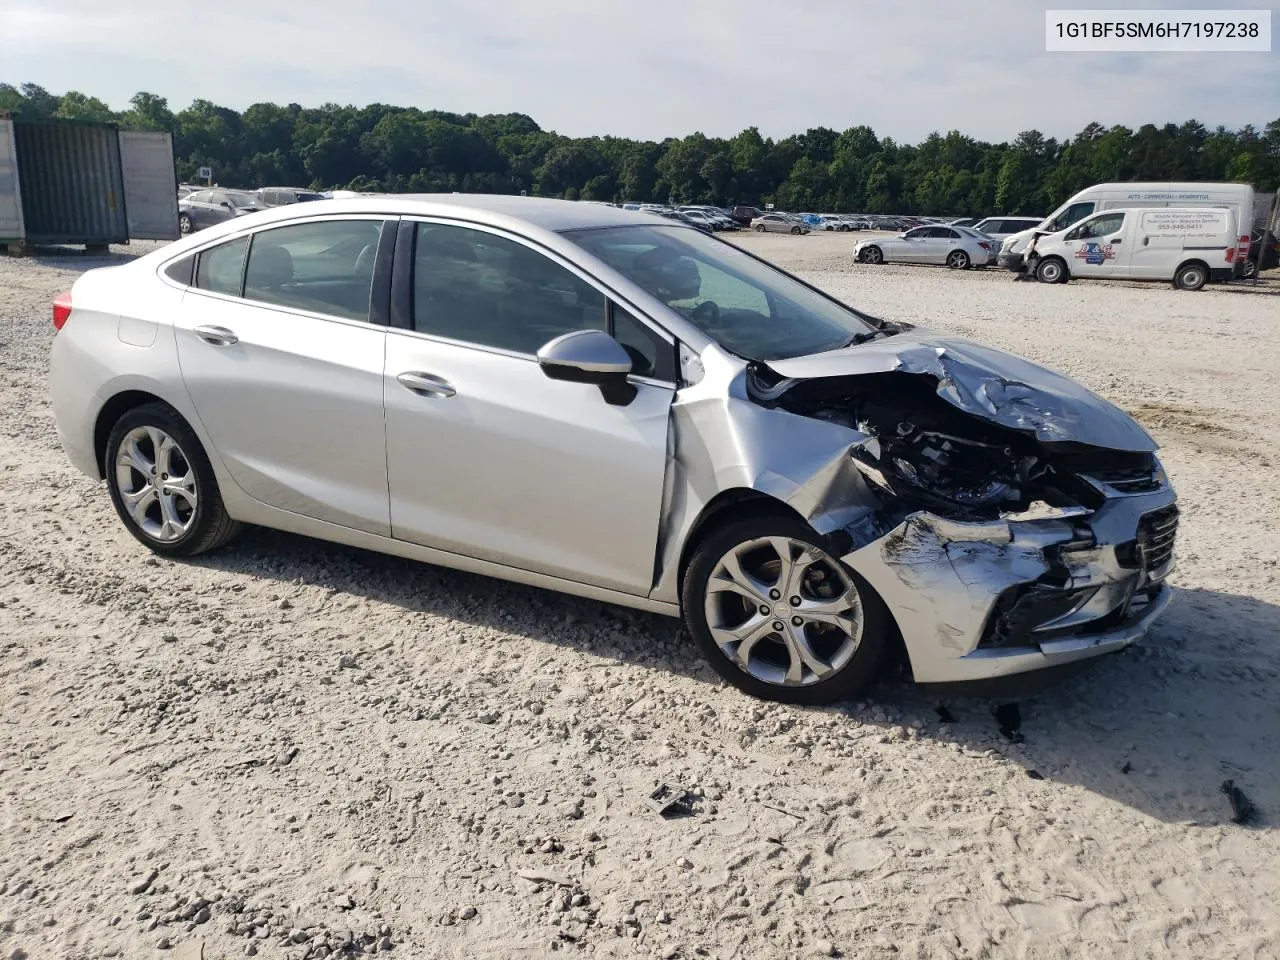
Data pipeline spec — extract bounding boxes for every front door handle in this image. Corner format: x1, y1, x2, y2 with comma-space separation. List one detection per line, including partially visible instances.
397, 371, 456, 398
193, 325, 239, 346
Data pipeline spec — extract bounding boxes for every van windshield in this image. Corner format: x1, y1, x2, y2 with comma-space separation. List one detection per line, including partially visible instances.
1045, 201, 1096, 232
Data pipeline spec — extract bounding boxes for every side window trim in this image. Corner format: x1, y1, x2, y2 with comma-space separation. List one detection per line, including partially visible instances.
392, 216, 677, 358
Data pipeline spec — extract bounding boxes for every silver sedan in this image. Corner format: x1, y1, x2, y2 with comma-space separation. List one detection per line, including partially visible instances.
49, 196, 1177, 702
750, 213, 809, 234
854, 224, 995, 268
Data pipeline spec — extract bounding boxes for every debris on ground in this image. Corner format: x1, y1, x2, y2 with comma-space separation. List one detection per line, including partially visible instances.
645, 783, 694, 818
1221, 779, 1257, 825
995, 703, 1024, 742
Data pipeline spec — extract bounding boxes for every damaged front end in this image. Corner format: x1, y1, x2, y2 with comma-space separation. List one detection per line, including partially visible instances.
659, 332, 1177, 687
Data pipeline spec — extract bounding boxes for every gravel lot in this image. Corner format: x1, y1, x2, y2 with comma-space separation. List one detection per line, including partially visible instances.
1, 232, 1278, 960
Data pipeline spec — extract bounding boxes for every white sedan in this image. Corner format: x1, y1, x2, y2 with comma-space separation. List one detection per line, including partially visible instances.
853, 224, 995, 269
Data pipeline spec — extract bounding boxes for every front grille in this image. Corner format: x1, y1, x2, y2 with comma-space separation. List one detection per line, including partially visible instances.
1086, 463, 1162, 493
1133, 504, 1179, 580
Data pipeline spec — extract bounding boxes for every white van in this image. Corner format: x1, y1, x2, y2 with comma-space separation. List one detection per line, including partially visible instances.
998, 182, 1255, 276
1026, 207, 1239, 290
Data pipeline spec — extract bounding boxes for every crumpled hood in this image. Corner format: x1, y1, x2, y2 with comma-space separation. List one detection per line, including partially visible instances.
764, 329, 1157, 452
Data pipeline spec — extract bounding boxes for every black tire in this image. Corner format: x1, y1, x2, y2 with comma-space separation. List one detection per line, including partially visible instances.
178, 213, 193, 235
1035, 256, 1068, 284
946, 250, 971, 270
790, 225, 801, 235
755, 224, 766, 232
860, 245, 884, 265
104, 402, 241, 557
1174, 261, 1208, 291
1242, 259, 1257, 279
682, 513, 891, 704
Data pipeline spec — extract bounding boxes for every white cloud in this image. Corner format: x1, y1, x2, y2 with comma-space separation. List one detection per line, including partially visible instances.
0, 0, 1274, 142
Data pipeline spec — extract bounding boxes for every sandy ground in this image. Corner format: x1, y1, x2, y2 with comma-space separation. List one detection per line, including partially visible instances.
1, 232, 1278, 960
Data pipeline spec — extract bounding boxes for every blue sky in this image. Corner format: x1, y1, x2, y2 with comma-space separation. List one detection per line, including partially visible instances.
1, 0, 1275, 142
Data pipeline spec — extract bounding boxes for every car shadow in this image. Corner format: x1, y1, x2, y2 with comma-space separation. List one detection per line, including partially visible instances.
191, 527, 1276, 828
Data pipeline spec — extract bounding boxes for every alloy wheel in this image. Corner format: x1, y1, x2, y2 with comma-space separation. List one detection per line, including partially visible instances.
114, 426, 199, 542
703, 536, 864, 687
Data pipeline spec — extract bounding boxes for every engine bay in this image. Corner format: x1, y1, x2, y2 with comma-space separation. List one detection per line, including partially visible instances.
748, 367, 1155, 521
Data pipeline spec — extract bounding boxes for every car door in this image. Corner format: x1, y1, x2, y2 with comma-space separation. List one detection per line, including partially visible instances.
1061, 212, 1127, 278
183, 191, 212, 228
895, 227, 932, 261
172, 216, 394, 535
383, 219, 675, 595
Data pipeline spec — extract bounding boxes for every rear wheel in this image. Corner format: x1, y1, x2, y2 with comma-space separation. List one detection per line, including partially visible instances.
682, 515, 890, 704
104, 403, 241, 557
860, 246, 884, 265
1174, 262, 1208, 291
946, 249, 971, 270
178, 213, 193, 235
1036, 256, 1067, 284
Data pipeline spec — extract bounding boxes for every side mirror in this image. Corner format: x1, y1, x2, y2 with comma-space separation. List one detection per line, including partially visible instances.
537, 329, 636, 406
220, 202, 232, 209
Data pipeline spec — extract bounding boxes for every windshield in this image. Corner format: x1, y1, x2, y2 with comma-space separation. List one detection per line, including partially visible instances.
564, 225, 877, 361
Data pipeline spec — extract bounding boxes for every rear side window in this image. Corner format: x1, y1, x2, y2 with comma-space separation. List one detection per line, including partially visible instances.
195, 237, 249, 296
164, 255, 195, 286
411, 223, 607, 355
243, 219, 382, 322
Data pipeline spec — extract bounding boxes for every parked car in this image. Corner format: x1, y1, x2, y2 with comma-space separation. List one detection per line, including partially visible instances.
854, 224, 994, 268
177, 190, 263, 234
1242, 227, 1279, 277
730, 205, 763, 226
256, 187, 326, 207
48, 195, 1178, 702
177, 183, 203, 199
971, 216, 1046, 243
948, 216, 982, 228
658, 209, 713, 233
1026, 207, 1240, 290
751, 213, 809, 234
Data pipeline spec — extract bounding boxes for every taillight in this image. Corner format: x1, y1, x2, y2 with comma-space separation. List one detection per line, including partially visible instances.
1225, 247, 1235, 263
1238, 234, 1251, 259
52, 291, 73, 331
979, 241, 991, 250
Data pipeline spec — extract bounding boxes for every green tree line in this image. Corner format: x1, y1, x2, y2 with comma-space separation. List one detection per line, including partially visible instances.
3, 81, 1278, 215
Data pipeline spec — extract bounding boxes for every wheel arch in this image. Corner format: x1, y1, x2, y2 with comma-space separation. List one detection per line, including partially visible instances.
1174, 258, 1210, 286
94, 390, 198, 480
674, 489, 807, 602
1039, 254, 1070, 282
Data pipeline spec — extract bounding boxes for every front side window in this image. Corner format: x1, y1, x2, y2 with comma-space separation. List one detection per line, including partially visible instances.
1072, 213, 1125, 240
195, 236, 249, 296
243, 219, 382, 321
412, 223, 607, 355
611, 303, 675, 381
187, 191, 210, 204
904, 227, 929, 239
565, 225, 876, 362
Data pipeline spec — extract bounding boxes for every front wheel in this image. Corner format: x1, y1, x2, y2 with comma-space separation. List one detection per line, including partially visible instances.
105, 402, 241, 557
1036, 257, 1067, 284
1174, 262, 1208, 291
946, 249, 971, 270
682, 515, 890, 704
178, 213, 193, 235
1241, 259, 1257, 278
790, 225, 801, 235
859, 246, 884, 265
755, 224, 766, 232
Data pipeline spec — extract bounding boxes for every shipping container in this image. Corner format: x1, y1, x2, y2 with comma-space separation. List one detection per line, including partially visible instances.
0, 117, 179, 253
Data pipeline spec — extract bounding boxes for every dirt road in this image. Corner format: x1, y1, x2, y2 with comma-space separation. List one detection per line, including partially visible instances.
2, 234, 1277, 959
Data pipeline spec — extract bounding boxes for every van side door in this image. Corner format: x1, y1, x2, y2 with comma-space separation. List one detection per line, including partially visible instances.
1061, 212, 1128, 279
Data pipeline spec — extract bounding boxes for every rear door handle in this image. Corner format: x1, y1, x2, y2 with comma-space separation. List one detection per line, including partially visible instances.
193, 325, 239, 346
397, 371, 456, 398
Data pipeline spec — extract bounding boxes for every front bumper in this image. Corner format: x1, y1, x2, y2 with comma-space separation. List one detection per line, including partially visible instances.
997, 251, 1024, 270
842, 483, 1178, 685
